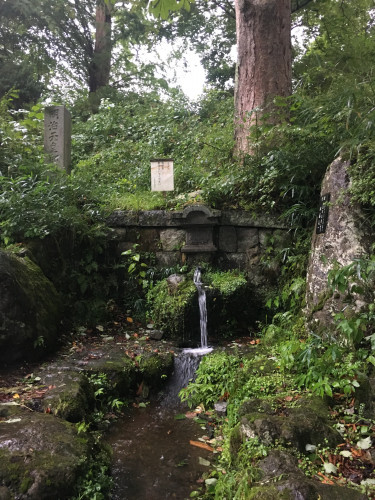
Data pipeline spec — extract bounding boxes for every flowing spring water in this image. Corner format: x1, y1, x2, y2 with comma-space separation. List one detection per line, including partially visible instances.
193, 267, 208, 348
108, 347, 212, 499
108, 269, 213, 498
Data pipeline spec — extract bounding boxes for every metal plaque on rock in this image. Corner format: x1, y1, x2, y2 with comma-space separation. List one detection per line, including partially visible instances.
316, 193, 331, 234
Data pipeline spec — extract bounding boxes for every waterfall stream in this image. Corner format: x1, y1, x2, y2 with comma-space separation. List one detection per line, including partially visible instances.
108, 269, 213, 498
108, 347, 212, 499
193, 267, 208, 348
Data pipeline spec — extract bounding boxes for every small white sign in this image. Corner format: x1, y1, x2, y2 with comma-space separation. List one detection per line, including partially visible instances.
151, 159, 174, 191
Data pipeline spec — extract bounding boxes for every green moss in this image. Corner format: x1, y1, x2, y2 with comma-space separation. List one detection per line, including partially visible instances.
0, 251, 62, 361
20, 475, 33, 494
147, 278, 197, 339
205, 270, 247, 296
229, 423, 242, 457
247, 486, 292, 500
139, 352, 174, 388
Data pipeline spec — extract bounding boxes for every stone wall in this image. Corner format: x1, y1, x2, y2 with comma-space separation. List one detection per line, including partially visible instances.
107, 206, 289, 273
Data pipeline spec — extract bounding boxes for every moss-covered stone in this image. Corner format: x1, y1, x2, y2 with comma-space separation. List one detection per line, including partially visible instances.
139, 352, 174, 389
42, 372, 95, 423
0, 403, 89, 499
239, 395, 341, 451
257, 450, 367, 500
147, 278, 198, 344
0, 250, 62, 364
246, 486, 292, 500
148, 269, 255, 344
87, 355, 137, 396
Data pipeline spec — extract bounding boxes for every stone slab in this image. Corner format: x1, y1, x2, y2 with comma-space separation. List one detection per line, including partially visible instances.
44, 105, 71, 172
218, 226, 237, 252
236, 228, 259, 251
160, 229, 186, 251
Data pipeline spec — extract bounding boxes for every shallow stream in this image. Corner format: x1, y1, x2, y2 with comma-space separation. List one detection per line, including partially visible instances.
108, 348, 213, 500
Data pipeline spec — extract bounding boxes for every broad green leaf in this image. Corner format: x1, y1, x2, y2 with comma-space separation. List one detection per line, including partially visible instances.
174, 413, 186, 420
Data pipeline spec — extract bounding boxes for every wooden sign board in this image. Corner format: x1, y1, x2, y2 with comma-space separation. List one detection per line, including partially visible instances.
151, 159, 174, 192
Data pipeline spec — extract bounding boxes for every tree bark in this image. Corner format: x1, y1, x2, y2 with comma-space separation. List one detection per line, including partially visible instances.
89, 0, 112, 95
234, 0, 292, 155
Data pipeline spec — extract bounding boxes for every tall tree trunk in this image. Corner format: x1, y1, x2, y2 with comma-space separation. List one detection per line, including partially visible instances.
89, 0, 112, 110
234, 0, 292, 155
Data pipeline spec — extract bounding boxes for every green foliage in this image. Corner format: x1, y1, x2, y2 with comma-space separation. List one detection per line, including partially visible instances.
73, 446, 112, 500
147, 276, 197, 337
71, 91, 235, 210
205, 270, 247, 296
179, 351, 287, 425
87, 372, 126, 418
179, 352, 241, 408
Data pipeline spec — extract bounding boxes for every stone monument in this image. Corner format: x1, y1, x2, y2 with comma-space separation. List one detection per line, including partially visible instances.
44, 105, 72, 173
305, 157, 372, 333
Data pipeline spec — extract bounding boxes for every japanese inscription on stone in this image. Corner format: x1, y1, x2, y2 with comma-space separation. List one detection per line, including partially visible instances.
316, 193, 331, 234
151, 159, 174, 191
44, 105, 71, 172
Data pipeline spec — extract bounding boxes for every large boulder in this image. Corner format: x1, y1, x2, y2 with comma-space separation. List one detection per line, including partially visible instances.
0, 403, 89, 499
305, 157, 372, 333
0, 250, 62, 364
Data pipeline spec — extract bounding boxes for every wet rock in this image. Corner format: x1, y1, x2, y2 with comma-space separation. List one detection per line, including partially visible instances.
257, 450, 367, 500
139, 352, 174, 390
239, 395, 341, 451
41, 371, 95, 423
0, 250, 62, 364
148, 329, 164, 340
166, 274, 185, 293
214, 401, 228, 416
0, 403, 89, 499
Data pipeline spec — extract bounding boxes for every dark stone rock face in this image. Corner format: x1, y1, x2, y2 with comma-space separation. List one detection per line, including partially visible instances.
0, 250, 62, 364
305, 157, 372, 333
0, 403, 89, 499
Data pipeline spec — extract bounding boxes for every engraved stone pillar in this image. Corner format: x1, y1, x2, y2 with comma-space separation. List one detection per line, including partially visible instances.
44, 106, 71, 173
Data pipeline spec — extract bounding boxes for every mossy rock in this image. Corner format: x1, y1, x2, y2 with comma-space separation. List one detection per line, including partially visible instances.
148, 269, 254, 344
0, 250, 62, 364
205, 270, 255, 337
239, 395, 341, 451
139, 352, 174, 389
87, 355, 137, 396
147, 278, 199, 344
0, 403, 89, 499
42, 372, 95, 423
257, 450, 367, 500
246, 486, 292, 500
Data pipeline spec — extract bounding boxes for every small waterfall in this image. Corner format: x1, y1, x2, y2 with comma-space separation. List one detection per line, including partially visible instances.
193, 267, 208, 348
162, 347, 212, 406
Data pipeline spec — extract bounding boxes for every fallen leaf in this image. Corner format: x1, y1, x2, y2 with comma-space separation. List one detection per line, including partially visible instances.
340, 450, 353, 458
190, 440, 214, 452
198, 456, 211, 466
323, 462, 338, 475
357, 436, 372, 450
126, 317, 133, 323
